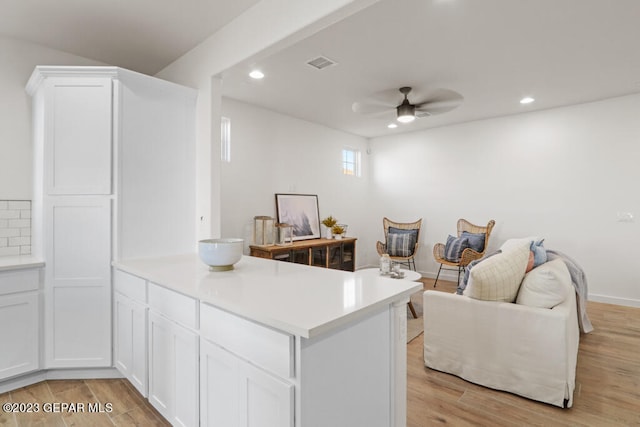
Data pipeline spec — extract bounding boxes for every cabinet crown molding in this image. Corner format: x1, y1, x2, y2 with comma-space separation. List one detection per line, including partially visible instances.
26, 65, 197, 100
26, 66, 119, 95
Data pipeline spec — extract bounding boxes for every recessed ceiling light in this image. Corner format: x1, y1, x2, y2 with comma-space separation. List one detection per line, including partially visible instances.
387, 123, 398, 129
520, 96, 535, 104
249, 70, 264, 79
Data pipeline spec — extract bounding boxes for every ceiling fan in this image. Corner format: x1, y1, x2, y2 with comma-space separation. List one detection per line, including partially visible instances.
352, 86, 463, 123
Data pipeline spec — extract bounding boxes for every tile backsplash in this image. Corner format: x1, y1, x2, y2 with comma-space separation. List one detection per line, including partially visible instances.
0, 200, 31, 256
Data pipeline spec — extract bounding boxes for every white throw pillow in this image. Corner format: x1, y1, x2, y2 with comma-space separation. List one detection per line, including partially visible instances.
516, 258, 572, 308
464, 240, 530, 302
500, 236, 542, 252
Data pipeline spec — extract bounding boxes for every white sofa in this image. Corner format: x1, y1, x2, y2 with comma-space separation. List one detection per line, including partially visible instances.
423, 241, 581, 408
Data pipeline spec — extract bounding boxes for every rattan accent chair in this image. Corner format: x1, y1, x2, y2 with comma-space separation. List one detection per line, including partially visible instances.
432, 218, 496, 287
376, 217, 422, 271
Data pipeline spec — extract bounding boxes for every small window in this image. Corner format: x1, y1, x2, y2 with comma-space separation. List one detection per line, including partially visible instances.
342, 148, 361, 177
221, 117, 231, 163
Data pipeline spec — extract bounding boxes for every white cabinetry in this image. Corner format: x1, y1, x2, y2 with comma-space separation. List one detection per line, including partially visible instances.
44, 197, 111, 367
43, 77, 112, 195
27, 66, 196, 373
113, 270, 148, 396
0, 269, 41, 380
200, 340, 294, 427
199, 303, 294, 427
148, 284, 199, 427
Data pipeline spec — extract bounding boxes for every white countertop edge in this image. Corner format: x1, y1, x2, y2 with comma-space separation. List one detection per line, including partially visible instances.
200, 284, 422, 339
113, 257, 423, 339
0, 256, 45, 272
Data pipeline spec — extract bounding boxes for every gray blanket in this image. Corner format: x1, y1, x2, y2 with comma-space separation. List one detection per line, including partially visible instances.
546, 250, 594, 333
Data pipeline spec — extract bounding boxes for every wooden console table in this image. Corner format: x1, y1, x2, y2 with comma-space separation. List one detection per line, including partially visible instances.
250, 237, 356, 271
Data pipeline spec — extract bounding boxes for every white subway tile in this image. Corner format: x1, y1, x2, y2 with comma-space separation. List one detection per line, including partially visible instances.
0, 200, 32, 258
8, 219, 30, 228
9, 236, 30, 247
0, 210, 20, 220
0, 229, 20, 238
8, 201, 30, 210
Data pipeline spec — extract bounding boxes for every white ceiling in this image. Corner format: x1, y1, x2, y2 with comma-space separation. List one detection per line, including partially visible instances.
3, 0, 640, 138
0, 0, 260, 75
220, 0, 640, 137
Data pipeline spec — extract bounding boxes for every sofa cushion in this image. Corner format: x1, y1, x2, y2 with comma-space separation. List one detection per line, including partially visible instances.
461, 231, 486, 252
444, 235, 470, 262
464, 240, 530, 302
516, 258, 572, 308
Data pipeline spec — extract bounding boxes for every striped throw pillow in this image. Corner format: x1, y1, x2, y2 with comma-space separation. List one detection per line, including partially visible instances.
444, 235, 470, 262
387, 232, 415, 257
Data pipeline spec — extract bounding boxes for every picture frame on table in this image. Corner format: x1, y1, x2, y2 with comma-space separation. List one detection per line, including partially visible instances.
275, 194, 321, 241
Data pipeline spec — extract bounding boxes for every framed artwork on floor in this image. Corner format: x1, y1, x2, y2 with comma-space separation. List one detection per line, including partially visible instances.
275, 193, 321, 241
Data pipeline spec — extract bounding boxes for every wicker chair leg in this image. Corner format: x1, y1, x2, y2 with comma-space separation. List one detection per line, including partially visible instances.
434, 264, 443, 288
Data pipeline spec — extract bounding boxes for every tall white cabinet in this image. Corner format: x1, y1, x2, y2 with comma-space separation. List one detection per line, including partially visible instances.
27, 66, 197, 370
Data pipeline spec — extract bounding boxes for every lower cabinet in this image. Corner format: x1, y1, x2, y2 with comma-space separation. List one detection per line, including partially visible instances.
0, 292, 39, 380
148, 311, 199, 427
200, 339, 294, 427
114, 292, 148, 396
0, 268, 40, 381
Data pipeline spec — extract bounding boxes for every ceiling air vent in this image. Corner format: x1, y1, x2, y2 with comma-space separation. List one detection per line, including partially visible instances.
306, 56, 337, 70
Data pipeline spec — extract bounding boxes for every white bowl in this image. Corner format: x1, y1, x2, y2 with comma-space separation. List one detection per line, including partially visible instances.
198, 238, 244, 271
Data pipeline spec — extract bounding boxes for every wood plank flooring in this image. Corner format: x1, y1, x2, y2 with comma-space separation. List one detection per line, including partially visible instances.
0, 378, 169, 426
2, 278, 638, 426
409, 278, 640, 426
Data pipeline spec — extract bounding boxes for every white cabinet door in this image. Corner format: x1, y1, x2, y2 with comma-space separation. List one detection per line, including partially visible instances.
114, 292, 148, 396
0, 292, 39, 379
148, 311, 199, 427
44, 77, 112, 195
44, 197, 111, 368
200, 339, 294, 427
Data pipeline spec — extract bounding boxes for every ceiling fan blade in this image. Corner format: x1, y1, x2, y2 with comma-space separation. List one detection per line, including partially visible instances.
352, 86, 408, 115
351, 100, 394, 115
414, 89, 463, 116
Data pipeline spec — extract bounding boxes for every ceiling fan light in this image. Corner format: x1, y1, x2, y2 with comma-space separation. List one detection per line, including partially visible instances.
396, 102, 415, 123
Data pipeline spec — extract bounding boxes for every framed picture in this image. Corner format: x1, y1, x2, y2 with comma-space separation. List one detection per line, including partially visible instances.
275, 194, 321, 241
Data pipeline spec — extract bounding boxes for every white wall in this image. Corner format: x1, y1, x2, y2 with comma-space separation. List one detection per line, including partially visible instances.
369, 94, 640, 306
220, 98, 372, 265
0, 35, 105, 199
156, 0, 378, 239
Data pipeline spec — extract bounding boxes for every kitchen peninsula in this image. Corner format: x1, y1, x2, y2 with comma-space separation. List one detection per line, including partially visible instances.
113, 254, 421, 427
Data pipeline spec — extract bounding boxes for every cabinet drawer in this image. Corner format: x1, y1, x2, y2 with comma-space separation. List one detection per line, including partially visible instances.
113, 269, 147, 303
200, 303, 294, 379
148, 283, 197, 330
0, 269, 40, 296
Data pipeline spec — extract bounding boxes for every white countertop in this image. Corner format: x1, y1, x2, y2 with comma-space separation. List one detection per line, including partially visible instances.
113, 254, 422, 338
0, 255, 45, 272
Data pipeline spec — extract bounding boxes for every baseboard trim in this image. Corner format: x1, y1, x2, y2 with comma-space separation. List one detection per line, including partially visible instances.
0, 368, 122, 394
588, 293, 640, 308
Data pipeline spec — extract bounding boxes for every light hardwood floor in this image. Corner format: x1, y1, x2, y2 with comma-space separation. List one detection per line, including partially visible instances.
0, 378, 169, 426
409, 278, 640, 426
2, 279, 638, 426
